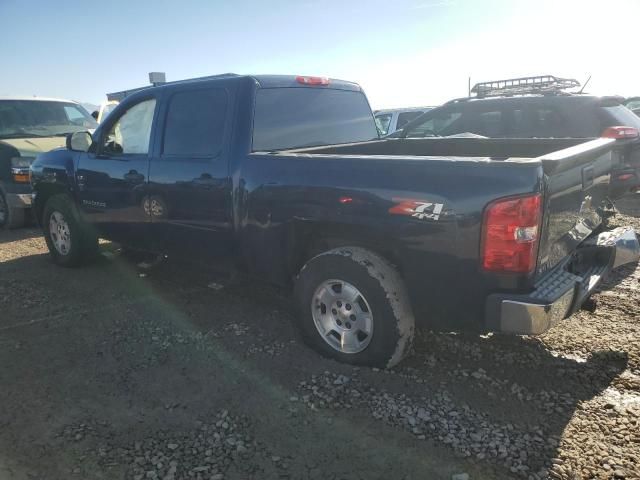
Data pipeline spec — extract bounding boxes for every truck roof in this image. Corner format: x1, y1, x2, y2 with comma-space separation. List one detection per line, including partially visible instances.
107, 74, 363, 101
444, 93, 600, 105
0, 95, 80, 103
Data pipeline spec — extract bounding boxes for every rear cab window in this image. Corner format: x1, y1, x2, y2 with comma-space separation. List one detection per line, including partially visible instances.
252, 87, 378, 151
162, 88, 228, 157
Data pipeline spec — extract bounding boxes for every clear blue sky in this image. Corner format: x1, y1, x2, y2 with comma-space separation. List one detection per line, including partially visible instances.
2, 0, 638, 109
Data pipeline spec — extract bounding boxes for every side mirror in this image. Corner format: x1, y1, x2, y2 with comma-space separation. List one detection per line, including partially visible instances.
67, 131, 92, 152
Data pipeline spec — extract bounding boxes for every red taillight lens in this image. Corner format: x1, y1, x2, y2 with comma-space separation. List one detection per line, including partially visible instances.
617, 173, 635, 181
481, 194, 542, 273
296, 76, 329, 86
601, 126, 640, 139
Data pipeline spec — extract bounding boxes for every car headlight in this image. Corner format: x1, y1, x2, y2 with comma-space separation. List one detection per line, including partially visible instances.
10, 156, 35, 183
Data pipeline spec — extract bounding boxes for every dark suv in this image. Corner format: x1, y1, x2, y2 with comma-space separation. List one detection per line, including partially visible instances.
394, 83, 640, 198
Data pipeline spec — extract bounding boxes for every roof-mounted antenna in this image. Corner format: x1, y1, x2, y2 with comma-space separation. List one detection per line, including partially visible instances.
578, 75, 592, 94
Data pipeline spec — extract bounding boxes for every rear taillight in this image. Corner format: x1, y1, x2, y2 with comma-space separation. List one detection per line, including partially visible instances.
481, 194, 542, 273
296, 76, 329, 86
601, 126, 640, 139
617, 173, 635, 181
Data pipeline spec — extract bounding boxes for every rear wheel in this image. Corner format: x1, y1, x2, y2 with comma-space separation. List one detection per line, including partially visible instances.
294, 247, 415, 368
0, 191, 26, 229
43, 195, 98, 267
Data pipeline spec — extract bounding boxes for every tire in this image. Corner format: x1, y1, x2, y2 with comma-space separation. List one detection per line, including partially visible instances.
294, 246, 415, 368
0, 191, 26, 229
42, 195, 98, 267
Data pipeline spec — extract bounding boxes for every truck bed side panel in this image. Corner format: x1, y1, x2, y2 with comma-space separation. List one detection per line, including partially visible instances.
238, 153, 543, 330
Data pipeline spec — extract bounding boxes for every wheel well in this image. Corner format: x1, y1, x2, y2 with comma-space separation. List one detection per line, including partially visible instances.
34, 185, 71, 225
289, 224, 403, 280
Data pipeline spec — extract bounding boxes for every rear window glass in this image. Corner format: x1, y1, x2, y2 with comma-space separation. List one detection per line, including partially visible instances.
599, 105, 640, 130
252, 88, 378, 151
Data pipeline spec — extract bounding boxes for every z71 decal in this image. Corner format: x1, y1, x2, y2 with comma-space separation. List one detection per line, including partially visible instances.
388, 199, 444, 221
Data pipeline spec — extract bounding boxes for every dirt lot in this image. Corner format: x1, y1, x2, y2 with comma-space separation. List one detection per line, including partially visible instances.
1, 196, 639, 480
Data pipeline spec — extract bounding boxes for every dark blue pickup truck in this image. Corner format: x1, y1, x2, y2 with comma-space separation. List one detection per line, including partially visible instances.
30, 74, 640, 368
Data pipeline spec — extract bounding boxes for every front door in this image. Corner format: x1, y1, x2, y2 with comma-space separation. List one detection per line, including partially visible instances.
76, 96, 157, 246
147, 85, 233, 264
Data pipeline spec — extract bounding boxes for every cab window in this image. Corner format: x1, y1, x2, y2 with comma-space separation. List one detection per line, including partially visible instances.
406, 110, 462, 137
162, 88, 228, 157
375, 114, 393, 135
396, 111, 424, 130
102, 99, 156, 155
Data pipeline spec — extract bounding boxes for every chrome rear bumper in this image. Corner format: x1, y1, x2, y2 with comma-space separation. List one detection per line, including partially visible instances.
487, 226, 639, 335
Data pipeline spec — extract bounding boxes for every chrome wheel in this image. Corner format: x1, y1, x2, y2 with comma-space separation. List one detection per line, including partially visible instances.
0, 194, 7, 226
49, 211, 72, 256
311, 279, 374, 354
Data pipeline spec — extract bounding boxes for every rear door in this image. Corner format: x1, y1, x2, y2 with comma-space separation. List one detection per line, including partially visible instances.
147, 83, 234, 263
76, 96, 157, 246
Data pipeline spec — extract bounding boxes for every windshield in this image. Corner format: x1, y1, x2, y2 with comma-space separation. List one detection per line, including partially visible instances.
403, 109, 463, 137
0, 100, 98, 139
252, 87, 379, 151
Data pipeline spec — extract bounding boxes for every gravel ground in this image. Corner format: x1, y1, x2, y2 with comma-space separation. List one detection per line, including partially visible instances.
0, 195, 639, 480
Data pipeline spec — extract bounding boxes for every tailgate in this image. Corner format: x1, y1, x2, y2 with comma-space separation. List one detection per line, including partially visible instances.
535, 138, 616, 275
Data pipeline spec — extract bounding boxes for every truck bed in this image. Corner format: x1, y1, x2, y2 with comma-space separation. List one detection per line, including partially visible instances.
284, 136, 615, 281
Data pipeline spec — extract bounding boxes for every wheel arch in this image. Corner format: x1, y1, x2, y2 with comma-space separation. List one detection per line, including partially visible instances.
287, 220, 405, 280
34, 183, 74, 226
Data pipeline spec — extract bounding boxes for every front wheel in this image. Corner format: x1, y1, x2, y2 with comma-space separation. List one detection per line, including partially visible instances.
42, 195, 98, 267
294, 247, 415, 368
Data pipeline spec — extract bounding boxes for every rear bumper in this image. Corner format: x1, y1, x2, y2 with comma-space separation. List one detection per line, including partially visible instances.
486, 227, 639, 335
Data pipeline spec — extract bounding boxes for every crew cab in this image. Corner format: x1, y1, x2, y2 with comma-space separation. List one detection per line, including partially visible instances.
392, 76, 640, 199
30, 74, 639, 368
0, 96, 98, 228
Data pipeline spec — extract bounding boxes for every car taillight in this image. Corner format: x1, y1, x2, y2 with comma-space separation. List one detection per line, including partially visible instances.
296, 76, 329, 86
617, 173, 635, 181
601, 126, 640, 139
481, 194, 542, 273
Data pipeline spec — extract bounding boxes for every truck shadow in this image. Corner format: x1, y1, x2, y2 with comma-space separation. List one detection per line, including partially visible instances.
403, 328, 629, 476
0, 227, 41, 245
0, 250, 633, 479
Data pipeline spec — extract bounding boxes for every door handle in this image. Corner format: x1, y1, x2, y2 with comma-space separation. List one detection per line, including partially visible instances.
76, 174, 86, 191
193, 173, 217, 189
124, 170, 145, 184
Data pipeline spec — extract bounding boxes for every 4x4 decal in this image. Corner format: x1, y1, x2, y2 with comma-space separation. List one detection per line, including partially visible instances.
389, 199, 444, 221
